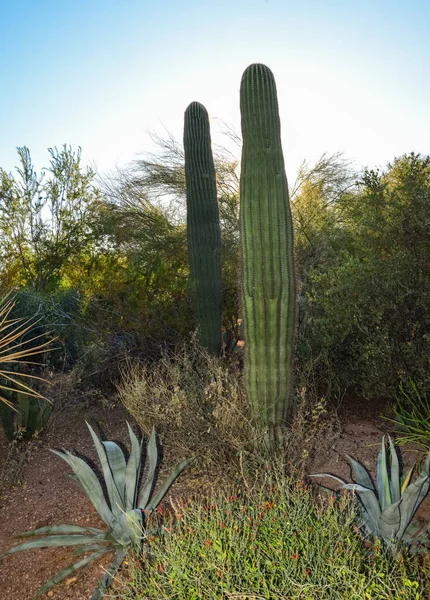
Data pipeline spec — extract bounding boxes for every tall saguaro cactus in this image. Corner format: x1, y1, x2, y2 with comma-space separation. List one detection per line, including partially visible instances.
184, 102, 222, 355
239, 64, 296, 448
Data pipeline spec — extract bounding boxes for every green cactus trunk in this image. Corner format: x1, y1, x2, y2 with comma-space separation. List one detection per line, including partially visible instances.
184, 102, 222, 355
239, 64, 296, 448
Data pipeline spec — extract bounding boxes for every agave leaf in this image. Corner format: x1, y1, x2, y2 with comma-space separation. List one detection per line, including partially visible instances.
349, 487, 382, 537
17, 524, 105, 537
34, 549, 109, 599
138, 427, 158, 509
397, 471, 430, 540
67, 472, 86, 495
145, 457, 194, 515
376, 437, 391, 510
91, 548, 128, 600
86, 423, 125, 517
345, 455, 375, 490
51, 449, 114, 527
344, 483, 374, 492
103, 440, 127, 507
378, 501, 401, 543
401, 466, 415, 494
125, 422, 143, 511
72, 544, 108, 556
4, 533, 110, 556
388, 436, 401, 504
401, 520, 424, 545
309, 473, 348, 486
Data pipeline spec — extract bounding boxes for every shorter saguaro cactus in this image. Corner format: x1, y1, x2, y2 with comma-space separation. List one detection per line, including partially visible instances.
184, 101, 222, 354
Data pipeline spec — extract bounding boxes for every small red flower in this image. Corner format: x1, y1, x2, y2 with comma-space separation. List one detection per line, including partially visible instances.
290, 553, 299, 560
204, 539, 212, 546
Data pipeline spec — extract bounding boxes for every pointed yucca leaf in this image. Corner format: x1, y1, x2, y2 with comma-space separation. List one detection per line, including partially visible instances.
86, 422, 124, 516
51, 449, 114, 526
103, 440, 127, 507
378, 501, 401, 542
138, 427, 158, 509
144, 457, 194, 515
91, 548, 128, 600
17, 524, 105, 537
344, 483, 374, 492
4, 534, 111, 556
401, 466, 415, 494
376, 437, 391, 510
388, 436, 401, 504
345, 455, 375, 490
125, 422, 143, 511
34, 549, 109, 599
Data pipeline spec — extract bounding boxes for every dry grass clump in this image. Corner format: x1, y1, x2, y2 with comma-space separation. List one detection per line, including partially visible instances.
116, 338, 256, 472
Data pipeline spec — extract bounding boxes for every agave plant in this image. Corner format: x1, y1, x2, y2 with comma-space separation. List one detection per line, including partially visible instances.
0, 297, 52, 408
311, 436, 430, 552
2, 422, 193, 599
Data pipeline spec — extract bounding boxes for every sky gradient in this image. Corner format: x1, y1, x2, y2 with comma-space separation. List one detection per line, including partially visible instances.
1, 0, 429, 182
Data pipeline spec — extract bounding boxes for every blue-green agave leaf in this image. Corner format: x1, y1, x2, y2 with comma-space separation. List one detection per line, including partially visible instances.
145, 457, 194, 515
103, 440, 127, 507
309, 473, 347, 486
401, 520, 423, 545
345, 455, 375, 490
376, 437, 391, 511
17, 524, 105, 538
125, 422, 143, 511
86, 423, 125, 516
378, 500, 401, 543
4, 533, 111, 556
90, 548, 128, 600
138, 427, 158, 509
51, 449, 114, 527
388, 436, 401, 504
34, 549, 109, 599
397, 451, 430, 539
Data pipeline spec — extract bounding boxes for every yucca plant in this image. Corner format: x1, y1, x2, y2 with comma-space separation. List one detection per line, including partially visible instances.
2, 422, 193, 599
311, 436, 430, 552
0, 297, 51, 408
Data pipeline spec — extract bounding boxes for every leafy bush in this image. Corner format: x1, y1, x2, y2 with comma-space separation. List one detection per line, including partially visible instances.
296, 153, 430, 398
112, 471, 427, 600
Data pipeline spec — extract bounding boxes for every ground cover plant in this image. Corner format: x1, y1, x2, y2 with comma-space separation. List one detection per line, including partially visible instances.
111, 469, 428, 600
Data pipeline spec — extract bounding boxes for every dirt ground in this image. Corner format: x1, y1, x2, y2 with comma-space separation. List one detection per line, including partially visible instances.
0, 391, 429, 600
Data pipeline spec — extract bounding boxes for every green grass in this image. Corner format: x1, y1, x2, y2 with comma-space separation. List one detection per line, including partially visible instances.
112, 472, 428, 600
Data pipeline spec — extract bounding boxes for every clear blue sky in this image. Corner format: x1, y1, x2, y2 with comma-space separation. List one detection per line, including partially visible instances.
1, 0, 429, 182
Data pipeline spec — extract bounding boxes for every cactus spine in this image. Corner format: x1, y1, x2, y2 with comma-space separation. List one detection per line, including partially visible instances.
239, 64, 296, 447
184, 102, 222, 354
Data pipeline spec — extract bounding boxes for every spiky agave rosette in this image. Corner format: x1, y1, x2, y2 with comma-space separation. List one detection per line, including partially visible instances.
1, 422, 193, 599
311, 436, 430, 552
